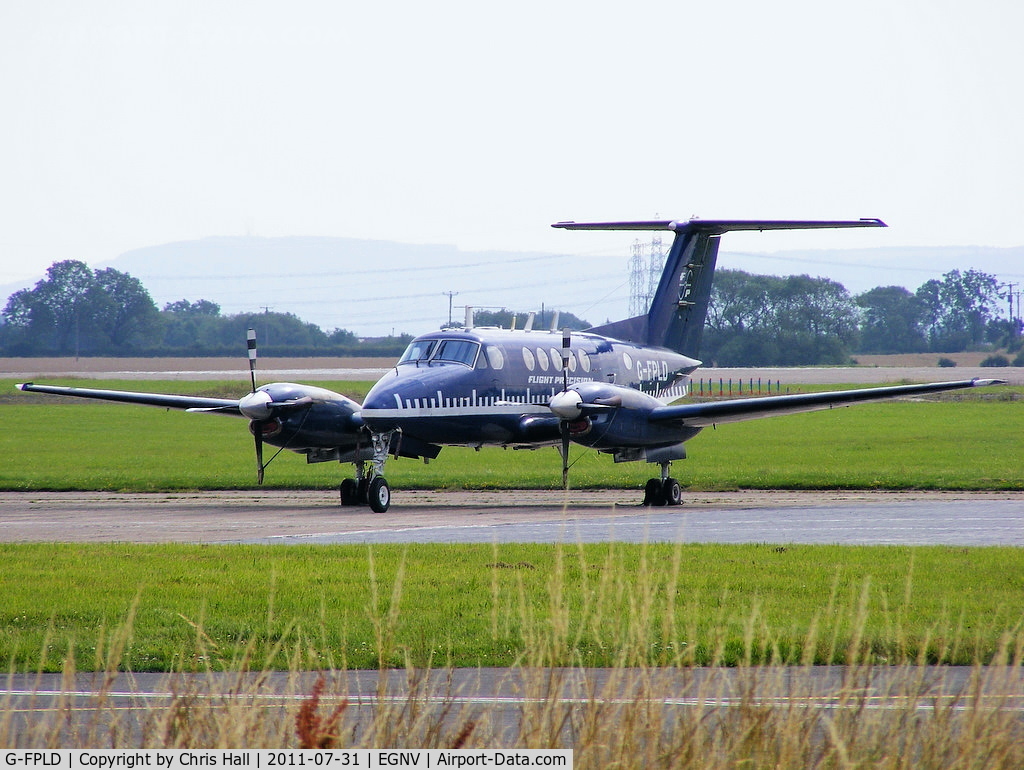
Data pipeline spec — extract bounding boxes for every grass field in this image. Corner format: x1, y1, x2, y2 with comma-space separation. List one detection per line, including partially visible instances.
2, 541, 1023, 673
4, 379, 1023, 491
4, 377, 1024, 757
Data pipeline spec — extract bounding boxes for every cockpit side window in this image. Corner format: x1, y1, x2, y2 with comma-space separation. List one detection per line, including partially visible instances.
398, 339, 437, 364
433, 339, 480, 367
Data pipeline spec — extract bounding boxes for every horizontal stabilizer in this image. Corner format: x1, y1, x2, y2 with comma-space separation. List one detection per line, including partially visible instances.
553, 218, 887, 232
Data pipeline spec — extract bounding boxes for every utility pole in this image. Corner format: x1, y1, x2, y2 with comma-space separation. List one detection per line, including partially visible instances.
1000, 283, 1018, 338
443, 291, 459, 327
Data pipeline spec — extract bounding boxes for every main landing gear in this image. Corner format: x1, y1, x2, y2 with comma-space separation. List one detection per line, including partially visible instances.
340, 431, 393, 513
643, 462, 682, 506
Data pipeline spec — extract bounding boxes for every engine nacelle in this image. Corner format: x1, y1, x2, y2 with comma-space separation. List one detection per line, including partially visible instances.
557, 381, 703, 451
246, 382, 364, 452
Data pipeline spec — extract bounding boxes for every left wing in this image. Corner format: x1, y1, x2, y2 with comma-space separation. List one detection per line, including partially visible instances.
648, 379, 1004, 427
16, 383, 243, 413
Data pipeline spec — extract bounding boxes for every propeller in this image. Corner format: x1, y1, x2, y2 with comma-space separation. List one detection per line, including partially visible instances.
548, 330, 625, 489
246, 328, 265, 485
557, 329, 572, 489
237, 328, 316, 485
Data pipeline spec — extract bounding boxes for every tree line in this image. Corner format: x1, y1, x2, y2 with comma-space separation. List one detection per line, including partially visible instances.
2, 258, 1020, 364
704, 267, 1021, 366
0, 260, 398, 357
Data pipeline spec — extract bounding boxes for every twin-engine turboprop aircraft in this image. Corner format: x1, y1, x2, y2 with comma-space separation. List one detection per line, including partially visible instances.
17, 218, 1004, 512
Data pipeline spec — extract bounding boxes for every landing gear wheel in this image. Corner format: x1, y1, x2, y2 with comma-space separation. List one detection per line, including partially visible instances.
367, 476, 391, 513
643, 478, 664, 506
662, 477, 682, 506
357, 477, 370, 505
340, 478, 359, 506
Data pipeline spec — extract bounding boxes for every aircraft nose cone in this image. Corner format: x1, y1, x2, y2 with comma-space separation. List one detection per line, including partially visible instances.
549, 389, 583, 420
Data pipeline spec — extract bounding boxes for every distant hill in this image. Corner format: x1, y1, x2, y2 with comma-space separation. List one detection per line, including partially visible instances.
4, 237, 1022, 337
100, 236, 567, 338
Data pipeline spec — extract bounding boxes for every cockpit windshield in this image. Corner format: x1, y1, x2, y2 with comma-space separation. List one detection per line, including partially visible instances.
397, 338, 480, 367
398, 339, 437, 364
433, 339, 479, 366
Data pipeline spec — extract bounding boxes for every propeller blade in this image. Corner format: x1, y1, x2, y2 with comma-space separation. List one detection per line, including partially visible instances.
254, 422, 265, 485
247, 328, 258, 393
560, 421, 570, 490
559, 328, 572, 490
561, 328, 570, 393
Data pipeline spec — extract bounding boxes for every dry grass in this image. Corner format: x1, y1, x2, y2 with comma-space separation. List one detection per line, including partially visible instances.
3, 549, 1024, 767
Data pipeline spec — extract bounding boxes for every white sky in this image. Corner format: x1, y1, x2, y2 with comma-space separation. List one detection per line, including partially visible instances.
2, 0, 1023, 299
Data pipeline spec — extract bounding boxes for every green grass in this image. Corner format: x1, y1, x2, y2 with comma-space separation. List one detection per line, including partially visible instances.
2, 542, 1022, 672
3, 379, 1022, 491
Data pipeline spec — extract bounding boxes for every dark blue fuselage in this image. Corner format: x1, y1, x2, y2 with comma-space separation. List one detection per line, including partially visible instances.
361, 327, 701, 449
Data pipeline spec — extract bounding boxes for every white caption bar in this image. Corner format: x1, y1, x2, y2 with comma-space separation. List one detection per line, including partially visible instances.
2, 751, 572, 770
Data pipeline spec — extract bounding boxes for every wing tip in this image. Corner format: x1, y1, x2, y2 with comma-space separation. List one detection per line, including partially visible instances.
971, 377, 1007, 387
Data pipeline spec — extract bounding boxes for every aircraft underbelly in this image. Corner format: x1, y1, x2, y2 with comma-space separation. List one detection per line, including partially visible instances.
364, 411, 526, 446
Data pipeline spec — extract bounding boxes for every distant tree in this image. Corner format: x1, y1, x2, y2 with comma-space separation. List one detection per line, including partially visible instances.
704, 270, 858, 365
329, 327, 357, 345
164, 298, 221, 316
1, 260, 159, 355
855, 286, 928, 353
980, 354, 1010, 367
230, 312, 329, 351
35, 260, 99, 354
93, 268, 161, 350
916, 269, 1001, 352
160, 299, 226, 351
0, 288, 40, 353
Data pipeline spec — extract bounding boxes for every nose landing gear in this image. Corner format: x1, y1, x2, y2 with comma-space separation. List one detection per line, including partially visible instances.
339, 430, 395, 513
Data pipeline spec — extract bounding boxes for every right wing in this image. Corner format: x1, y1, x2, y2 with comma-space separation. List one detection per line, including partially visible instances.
648, 379, 1004, 427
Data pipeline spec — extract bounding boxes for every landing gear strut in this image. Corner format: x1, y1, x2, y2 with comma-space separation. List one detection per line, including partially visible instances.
643, 462, 682, 506
339, 430, 394, 513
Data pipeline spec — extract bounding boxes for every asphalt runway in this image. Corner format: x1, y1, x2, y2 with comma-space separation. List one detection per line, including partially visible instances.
2, 488, 1022, 545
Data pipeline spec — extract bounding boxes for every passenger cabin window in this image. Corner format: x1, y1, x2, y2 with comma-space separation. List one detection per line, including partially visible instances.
398, 339, 437, 364
485, 345, 505, 369
522, 347, 536, 371
433, 339, 480, 366
578, 349, 592, 372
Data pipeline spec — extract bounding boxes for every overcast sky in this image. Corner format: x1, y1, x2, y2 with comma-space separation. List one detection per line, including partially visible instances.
2, 1, 1023, 299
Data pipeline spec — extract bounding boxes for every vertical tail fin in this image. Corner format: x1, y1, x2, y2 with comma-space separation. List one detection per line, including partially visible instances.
553, 218, 885, 357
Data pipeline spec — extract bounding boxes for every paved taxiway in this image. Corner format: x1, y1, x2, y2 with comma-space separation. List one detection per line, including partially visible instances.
4, 489, 1022, 739
6, 665, 1024, 746
2, 489, 1021, 545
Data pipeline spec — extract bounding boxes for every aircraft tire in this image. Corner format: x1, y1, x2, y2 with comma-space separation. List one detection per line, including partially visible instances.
643, 478, 664, 506
662, 478, 682, 506
340, 478, 359, 506
368, 477, 391, 513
